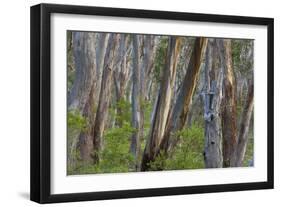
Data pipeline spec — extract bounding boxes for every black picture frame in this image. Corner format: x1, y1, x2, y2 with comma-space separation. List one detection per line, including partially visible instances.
30, 3, 274, 204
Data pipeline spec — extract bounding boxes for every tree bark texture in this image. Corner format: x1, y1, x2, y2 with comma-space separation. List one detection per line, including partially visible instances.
141, 37, 182, 171
202, 40, 223, 168
114, 34, 131, 127
217, 39, 238, 167
79, 33, 110, 162
159, 37, 208, 154
91, 34, 118, 164
235, 80, 254, 167
68, 32, 96, 111
67, 32, 97, 165
130, 35, 141, 168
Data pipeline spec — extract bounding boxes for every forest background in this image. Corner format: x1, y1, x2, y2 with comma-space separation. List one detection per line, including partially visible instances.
67, 32, 254, 175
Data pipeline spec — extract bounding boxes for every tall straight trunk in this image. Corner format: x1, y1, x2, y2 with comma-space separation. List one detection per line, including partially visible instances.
202, 40, 223, 168
68, 32, 96, 111
218, 39, 238, 167
79, 86, 96, 162
67, 32, 96, 166
139, 35, 158, 142
141, 37, 182, 171
159, 37, 208, 154
142, 35, 158, 100
94, 33, 110, 108
235, 80, 254, 166
79, 33, 109, 162
91, 34, 118, 164
96, 33, 110, 76
114, 34, 131, 127
130, 35, 141, 167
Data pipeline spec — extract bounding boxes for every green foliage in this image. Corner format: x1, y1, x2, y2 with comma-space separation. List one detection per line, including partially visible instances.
148, 150, 167, 171
68, 98, 154, 175
153, 36, 168, 82
67, 109, 88, 155
69, 122, 136, 174
148, 123, 205, 171
141, 99, 153, 138
67, 109, 88, 171
99, 122, 136, 172
243, 131, 254, 167
232, 39, 253, 76
114, 98, 132, 126
67, 109, 88, 132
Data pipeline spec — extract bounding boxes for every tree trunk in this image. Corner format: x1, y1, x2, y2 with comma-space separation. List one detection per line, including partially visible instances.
141, 37, 182, 171
114, 34, 131, 127
139, 35, 158, 144
91, 34, 118, 164
68, 32, 96, 111
78, 86, 96, 162
235, 80, 254, 167
130, 35, 141, 168
78, 33, 109, 162
202, 40, 223, 168
67, 32, 96, 166
94, 33, 110, 109
158, 37, 208, 154
218, 39, 238, 167
142, 35, 158, 100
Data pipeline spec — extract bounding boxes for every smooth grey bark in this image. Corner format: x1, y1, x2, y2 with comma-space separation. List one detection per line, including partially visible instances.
141, 37, 182, 171
141, 35, 158, 100
235, 79, 254, 166
202, 41, 223, 168
113, 34, 131, 127
68, 32, 96, 111
130, 35, 141, 168
94, 33, 110, 107
67, 32, 96, 166
96, 33, 110, 76
138, 35, 158, 144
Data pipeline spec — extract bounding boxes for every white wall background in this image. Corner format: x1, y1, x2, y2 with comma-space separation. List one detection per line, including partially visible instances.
0, 0, 279, 206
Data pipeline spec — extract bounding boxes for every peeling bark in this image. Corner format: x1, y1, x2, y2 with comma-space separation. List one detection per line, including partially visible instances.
141, 37, 182, 171
159, 37, 208, 154
202, 40, 223, 168
217, 39, 238, 167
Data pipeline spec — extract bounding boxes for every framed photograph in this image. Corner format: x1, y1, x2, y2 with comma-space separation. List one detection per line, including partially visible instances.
30, 3, 274, 203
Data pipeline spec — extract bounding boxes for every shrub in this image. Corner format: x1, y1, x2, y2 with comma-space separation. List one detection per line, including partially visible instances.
67, 109, 88, 170
148, 123, 205, 171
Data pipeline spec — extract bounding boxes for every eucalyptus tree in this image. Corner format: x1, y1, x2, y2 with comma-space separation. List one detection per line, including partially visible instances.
78, 33, 109, 162
90, 34, 119, 164
130, 35, 141, 168
141, 36, 182, 171
67, 32, 97, 165
158, 37, 208, 155
202, 39, 223, 168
